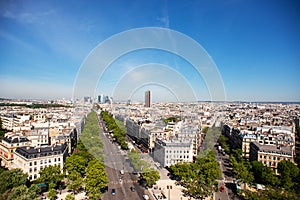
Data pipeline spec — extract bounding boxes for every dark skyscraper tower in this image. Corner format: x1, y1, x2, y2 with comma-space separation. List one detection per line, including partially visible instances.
145, 90, 151, 107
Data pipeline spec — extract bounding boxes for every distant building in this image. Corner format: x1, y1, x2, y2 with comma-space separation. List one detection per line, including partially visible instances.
13, 143, 68, 180
24, 127, 49, 147
145, 90, 151, 108
97, 95, 102, 103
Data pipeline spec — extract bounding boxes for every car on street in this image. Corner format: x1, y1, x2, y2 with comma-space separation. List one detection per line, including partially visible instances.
220, 185, 225, 192
130, 186, 135, 192
143, 194, 149, 200
111, 188, 116, 195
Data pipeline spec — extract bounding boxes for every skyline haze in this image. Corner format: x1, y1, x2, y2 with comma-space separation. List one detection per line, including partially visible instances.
1, 0, 299, 102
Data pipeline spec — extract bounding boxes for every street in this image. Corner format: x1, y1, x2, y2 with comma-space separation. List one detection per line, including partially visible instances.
98, 114, 152, 200
215, 148, 240, 200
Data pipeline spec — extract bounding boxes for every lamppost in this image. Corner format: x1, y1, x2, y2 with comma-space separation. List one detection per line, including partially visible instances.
167, 185, 172, 200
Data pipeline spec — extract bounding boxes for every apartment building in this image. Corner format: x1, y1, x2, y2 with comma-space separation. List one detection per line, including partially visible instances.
24, 127, 49, 147
153, 138, 193, 167
250, 141, 294, 174
222, 124, 295, 160
0, 132, 31, 169
13, 143, 68, 180
177, 125, 201, 157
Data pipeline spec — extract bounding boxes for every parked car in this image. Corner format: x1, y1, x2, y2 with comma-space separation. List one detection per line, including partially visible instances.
111, 188, 116, 195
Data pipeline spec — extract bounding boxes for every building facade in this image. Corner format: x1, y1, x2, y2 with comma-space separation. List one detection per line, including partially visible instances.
0, 133, 30, 169
153, 138, 193, 167
145, 90, 151, 108
13, 144, 68, 180
250, 141, 294, 174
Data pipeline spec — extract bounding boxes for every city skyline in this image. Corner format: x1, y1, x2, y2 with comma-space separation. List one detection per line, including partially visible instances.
1, 0, 300, 102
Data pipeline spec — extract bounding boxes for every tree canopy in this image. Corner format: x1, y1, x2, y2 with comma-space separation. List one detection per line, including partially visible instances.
79, 111, 105, 161
85, 159, 108, 200
36, 165, 63, 188
7, 185, 39, 200
0, 168, 28, 194
278, 160, 299, 189
66, 171, 83, 194
141, 168, 160, 187
65, 154, 86, 175
169, 151, 221, 199
101, 110, 128, 149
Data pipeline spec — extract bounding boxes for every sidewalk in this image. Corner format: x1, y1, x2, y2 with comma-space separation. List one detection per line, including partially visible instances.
46, 190, 87, 200
148, 168, 193, 200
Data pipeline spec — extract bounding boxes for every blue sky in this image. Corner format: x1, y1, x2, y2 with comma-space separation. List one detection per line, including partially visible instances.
0, 0, 299, 102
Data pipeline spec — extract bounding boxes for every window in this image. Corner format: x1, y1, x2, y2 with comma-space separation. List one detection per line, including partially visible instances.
34, 161, 37, 165
29, 175, 32, 180
58, 158, 60, 161
54, 158, 56, 162
29, 168, 32, 173
29, 162, 32, 166
34, 168, 37, 172
34, 174, 37, 179
40, 160, 43, 164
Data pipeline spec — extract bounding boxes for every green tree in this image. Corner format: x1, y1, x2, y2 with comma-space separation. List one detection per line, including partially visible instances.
251, 161, 278, 186
278, 160, 299, 189
79, 111, 105, 160
65, 194, 75, 200
0, 168, 28, 194
65, 154, 86, 175
75, 140, 94, 163
7, 185, 39, 200
85, 159, 108, 200
67, 171, 83, 194
170, 151, 221, 199
128, 149, 151, 172
141, 168, 160, 187
232, 160, 254, 187
37, 166, 63, 188
217, 135, 230, 153
47, 188, 57, 200
101, 111, 128, 149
